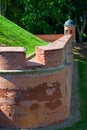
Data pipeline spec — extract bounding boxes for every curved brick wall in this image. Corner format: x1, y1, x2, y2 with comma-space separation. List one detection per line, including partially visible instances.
0, 35, 73, 128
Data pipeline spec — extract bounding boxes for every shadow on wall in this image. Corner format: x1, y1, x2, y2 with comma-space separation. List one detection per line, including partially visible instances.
0, 110, 13, 128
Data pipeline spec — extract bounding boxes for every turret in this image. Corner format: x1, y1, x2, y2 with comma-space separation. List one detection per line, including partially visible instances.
64, 19, 76, 42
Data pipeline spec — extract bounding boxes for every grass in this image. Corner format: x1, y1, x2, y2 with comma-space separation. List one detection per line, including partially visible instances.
58, 60, 87, 130
0, 15, 48, 55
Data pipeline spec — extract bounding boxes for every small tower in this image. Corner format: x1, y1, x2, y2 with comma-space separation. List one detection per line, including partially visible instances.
64, 19, 76, 42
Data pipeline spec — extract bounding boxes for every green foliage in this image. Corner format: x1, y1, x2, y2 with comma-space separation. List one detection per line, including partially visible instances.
82, 33, 87, 41
0, 15, 48, 55
1, 0, 87, 41
4, 0, 65, 34
83, 33, 87, 38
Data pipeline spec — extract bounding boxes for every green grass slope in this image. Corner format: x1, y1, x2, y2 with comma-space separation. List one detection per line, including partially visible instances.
0, 15, 48, 55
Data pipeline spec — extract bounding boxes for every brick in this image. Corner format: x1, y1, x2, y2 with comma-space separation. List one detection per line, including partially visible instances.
0, 34, 73, 128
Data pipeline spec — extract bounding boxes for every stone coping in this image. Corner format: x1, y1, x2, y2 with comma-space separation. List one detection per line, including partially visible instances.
36, 35, 72, 51
0, 47, 25, 52
0, 62, 65, 74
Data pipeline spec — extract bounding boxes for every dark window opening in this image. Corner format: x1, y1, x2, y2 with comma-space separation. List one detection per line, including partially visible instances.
66, 30, 68, 34
9, 113, 11, 117
70, 30, 72, 34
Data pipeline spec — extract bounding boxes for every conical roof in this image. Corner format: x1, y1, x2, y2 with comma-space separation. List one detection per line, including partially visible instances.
64, 19, 75, 26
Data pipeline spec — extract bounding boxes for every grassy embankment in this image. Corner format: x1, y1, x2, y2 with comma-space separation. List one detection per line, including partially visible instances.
0, 15, 48, 55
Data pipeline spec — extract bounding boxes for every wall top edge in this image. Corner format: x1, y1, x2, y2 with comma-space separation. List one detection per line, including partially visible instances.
36, 35, 72, 51
0, 47, 25, 52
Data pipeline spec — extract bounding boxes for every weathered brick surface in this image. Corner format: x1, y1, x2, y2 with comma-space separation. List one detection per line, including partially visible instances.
0, 70, 69, 128
36, 47, 63, 67
0, 35, 73, 128
0, 47, 25, 70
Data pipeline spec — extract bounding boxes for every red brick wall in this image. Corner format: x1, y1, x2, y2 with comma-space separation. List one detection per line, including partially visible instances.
36, 34, 64, 42
0, 34, 73, 128
36, 35, 72, 67
0, 71, 69, 128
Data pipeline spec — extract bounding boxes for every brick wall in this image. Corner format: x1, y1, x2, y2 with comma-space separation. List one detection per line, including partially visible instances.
36, 34, 64, 42
36, 35, 72, 67
0, 47, 26, 70
0, 34, 73, 128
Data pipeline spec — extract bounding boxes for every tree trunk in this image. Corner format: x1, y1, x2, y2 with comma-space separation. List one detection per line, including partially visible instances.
0, 0, 7, 16
0, 0, 2, 15
79, 34, 83, 43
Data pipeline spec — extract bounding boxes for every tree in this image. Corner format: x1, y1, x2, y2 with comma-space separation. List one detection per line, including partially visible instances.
61, 0, 87, 42
50, 0, 87, 42
20, 0, 65, 34
0, 0, 7, 16
73, 0, 87, 43
5, 0, 25, 26
2, 0, 87, 43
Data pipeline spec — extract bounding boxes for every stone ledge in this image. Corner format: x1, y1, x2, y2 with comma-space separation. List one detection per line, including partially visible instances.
0, 47, 25, 52
0, 62, 65, 75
